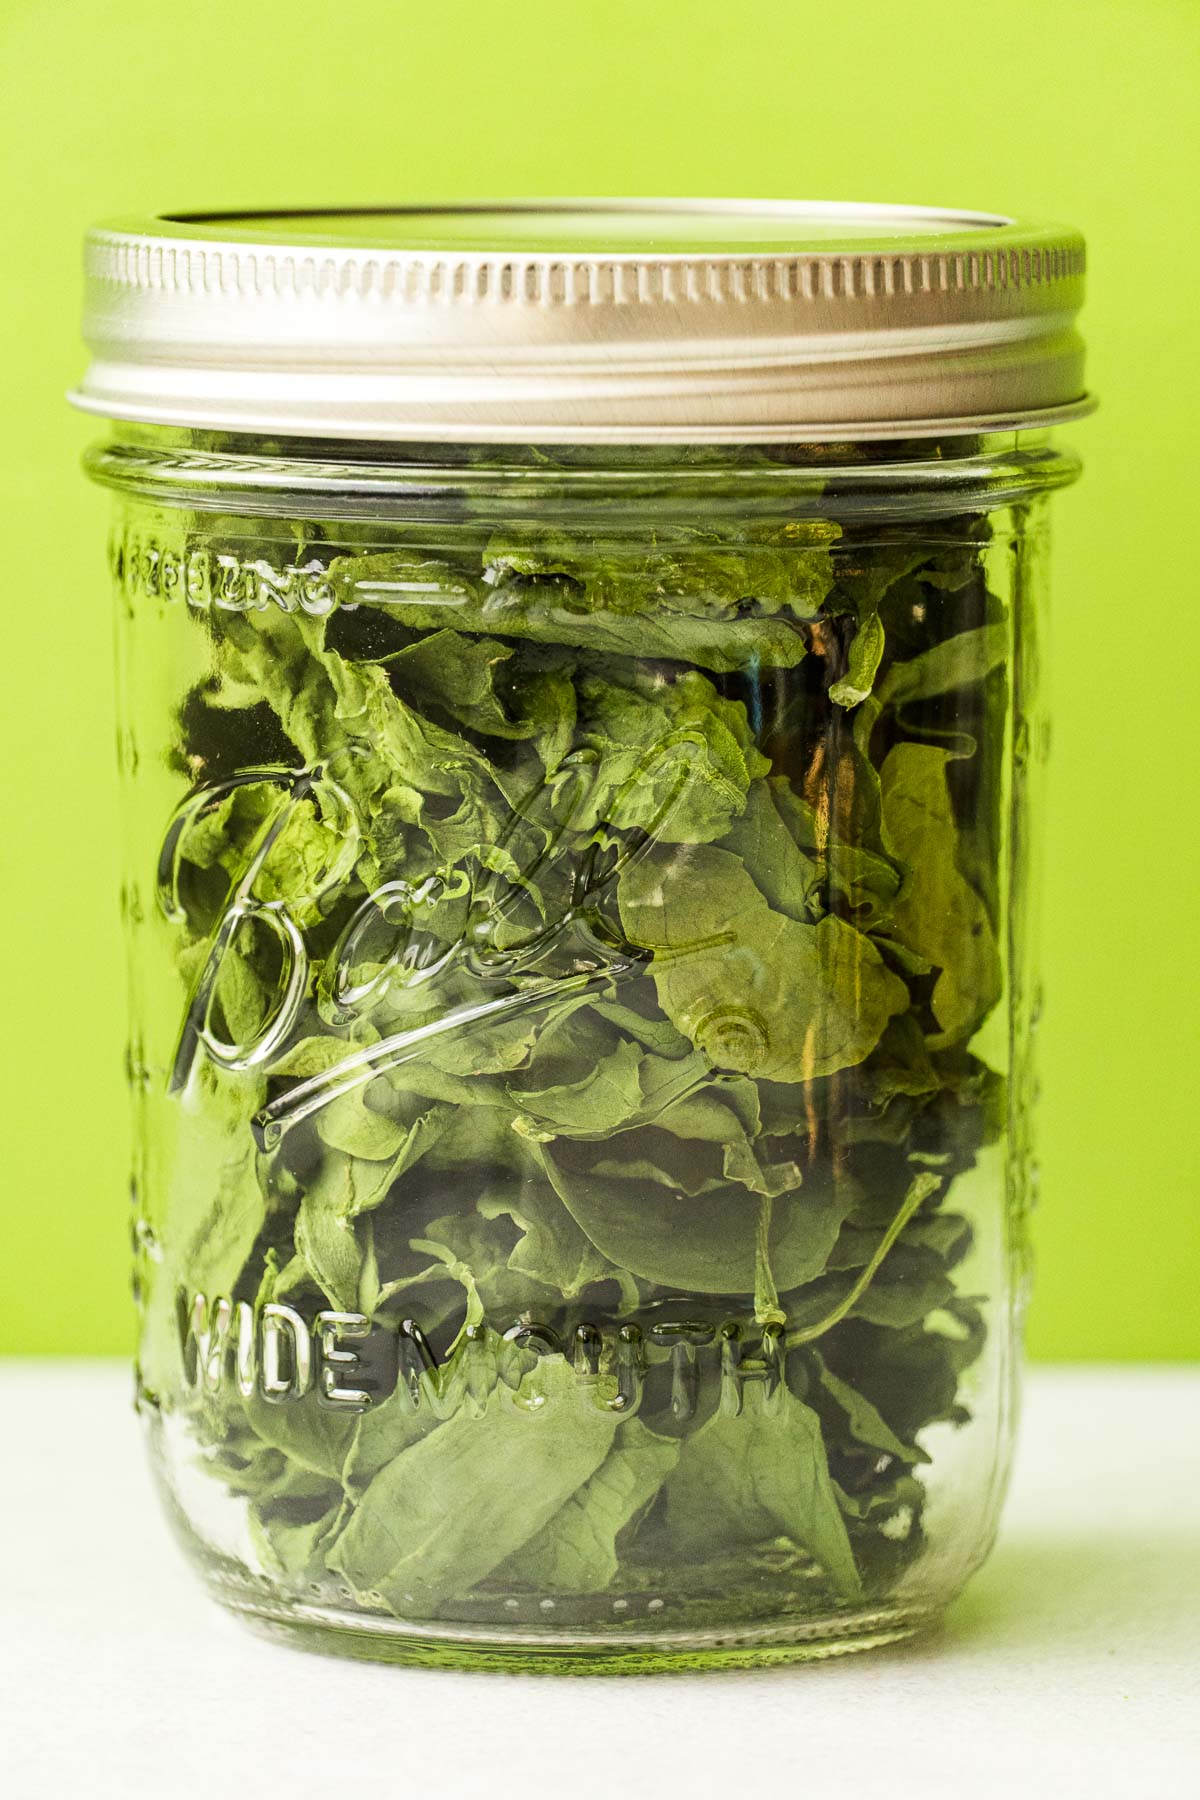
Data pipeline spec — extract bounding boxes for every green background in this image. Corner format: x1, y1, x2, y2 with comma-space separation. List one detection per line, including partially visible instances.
1, 0, 1196, 1359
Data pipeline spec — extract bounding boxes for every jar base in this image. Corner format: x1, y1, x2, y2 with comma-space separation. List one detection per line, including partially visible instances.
216, 1585, 939, 1674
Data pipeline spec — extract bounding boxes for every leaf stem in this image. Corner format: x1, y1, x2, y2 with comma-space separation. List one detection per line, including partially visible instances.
754, 1194, 785, 1327
784, 1172, 942, 1350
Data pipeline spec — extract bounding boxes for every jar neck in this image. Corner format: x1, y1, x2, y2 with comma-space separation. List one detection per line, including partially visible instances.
84, 422, 1082, 527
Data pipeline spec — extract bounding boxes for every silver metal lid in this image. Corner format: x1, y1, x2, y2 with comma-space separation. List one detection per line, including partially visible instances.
72, 200, 1091, 443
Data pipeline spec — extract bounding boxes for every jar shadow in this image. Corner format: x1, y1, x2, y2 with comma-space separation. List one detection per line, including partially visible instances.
837, 1530, 1200, 1677
612, 1530, 1200, 1688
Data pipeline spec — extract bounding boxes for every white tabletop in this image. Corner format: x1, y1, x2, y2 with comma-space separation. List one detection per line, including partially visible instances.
2, 1361, 1196, 1798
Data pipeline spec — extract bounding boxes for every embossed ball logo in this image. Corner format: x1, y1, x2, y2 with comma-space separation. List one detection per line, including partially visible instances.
157, 733, 740, 1148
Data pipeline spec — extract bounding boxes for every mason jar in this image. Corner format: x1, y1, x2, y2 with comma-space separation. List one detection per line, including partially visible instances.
74, 203, 1089, 1671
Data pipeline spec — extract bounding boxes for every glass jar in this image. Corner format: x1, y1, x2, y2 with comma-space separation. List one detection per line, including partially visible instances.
75, 204, 1089, 1671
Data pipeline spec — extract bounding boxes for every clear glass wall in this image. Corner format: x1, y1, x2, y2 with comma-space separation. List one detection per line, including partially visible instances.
94, 429, 1073, 1669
